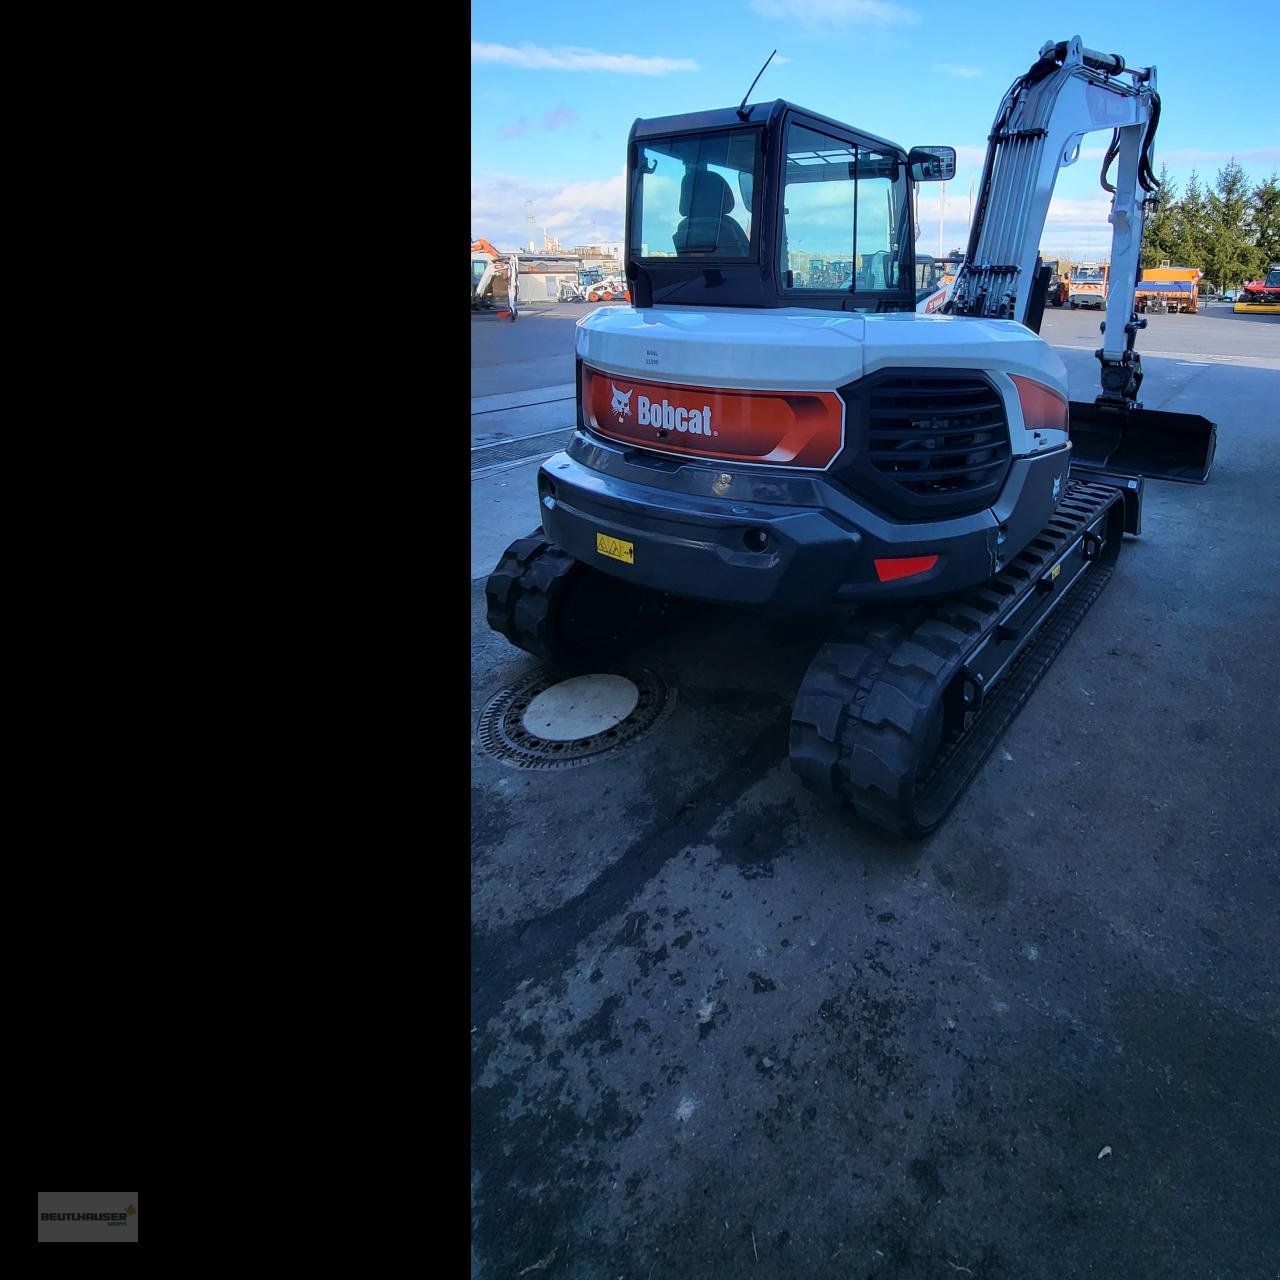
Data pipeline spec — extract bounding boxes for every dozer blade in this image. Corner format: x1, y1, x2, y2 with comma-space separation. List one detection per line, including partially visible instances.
1068, 401, 1217, 484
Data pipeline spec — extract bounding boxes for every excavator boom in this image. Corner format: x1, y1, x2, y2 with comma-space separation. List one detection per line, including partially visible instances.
946, 37, 1215, 483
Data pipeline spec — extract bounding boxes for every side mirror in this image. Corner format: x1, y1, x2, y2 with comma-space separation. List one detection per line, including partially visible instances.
908, 146, 957, 182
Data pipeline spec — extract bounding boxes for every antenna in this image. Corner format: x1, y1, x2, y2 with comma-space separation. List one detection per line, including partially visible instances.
737, 50, 777, 120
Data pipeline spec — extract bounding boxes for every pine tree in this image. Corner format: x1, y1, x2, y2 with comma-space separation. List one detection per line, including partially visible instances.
1141, 163, 1179, 267
1247, 172, 1280, 276
1203, 160, 1255, 293
1172, 172, 1208, 278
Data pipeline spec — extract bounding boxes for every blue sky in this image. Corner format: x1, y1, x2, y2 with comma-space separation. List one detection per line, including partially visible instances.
472, 0, 1277, 259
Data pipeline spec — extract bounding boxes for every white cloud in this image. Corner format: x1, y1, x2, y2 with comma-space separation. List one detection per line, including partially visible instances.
1044, 195, 1115, 224
750, 0, 919, 28
1039, 195, 1121, 253
916, 187, 1123, 257
472, 171, 628, 249
471, 42, 697, 75
932, 63, 983, 78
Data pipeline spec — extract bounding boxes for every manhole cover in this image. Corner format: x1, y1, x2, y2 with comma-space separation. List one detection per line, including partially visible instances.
477, 668, 676, 769
523, 673, 640, 739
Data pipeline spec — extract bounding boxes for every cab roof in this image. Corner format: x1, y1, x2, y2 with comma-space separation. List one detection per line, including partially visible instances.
630, 99, 907, 160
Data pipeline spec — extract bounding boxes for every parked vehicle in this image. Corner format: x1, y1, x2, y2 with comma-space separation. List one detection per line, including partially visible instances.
1068, 261, 1108, 308
1135, 265, 1200, 314
472, 237, 519, 313
587, 277, 631, 303
914, 253, 964, 313
1233, 269, 1279, 312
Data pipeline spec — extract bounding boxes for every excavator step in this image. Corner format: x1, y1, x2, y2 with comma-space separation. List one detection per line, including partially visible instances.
789, 480, 1126, 836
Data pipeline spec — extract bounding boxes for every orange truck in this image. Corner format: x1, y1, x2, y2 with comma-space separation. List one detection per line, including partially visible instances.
1135, 265, 1201, 314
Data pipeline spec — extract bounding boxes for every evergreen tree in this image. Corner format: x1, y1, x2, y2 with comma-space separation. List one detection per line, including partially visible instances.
1172, 171, 1208, 278
1141, 163, 1180, 267
1203, 160, 1255, 293
1247, 172, 1280, 275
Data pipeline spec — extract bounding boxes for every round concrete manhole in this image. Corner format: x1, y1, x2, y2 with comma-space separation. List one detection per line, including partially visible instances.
523, 673, 640, 739
477, 669, 676, 770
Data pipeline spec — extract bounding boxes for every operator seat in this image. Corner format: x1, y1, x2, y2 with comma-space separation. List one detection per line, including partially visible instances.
865, 250, 892, 289
673, 170, 750, 256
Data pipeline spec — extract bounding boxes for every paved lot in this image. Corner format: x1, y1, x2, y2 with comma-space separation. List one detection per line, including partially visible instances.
471, 300, 1280, 1279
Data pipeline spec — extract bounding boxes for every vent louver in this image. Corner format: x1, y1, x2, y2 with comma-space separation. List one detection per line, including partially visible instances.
838, 370, 1012, 518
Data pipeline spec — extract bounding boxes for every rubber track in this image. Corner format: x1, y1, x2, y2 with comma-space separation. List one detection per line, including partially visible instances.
789, 480, 1123, 836
484, 529, 579, 661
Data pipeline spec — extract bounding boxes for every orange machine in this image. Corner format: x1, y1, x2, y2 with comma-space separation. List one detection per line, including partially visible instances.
471, 238, 520, 315
1135, 265, 1201, 314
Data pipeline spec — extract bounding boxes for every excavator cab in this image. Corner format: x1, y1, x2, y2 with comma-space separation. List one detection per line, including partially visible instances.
626, 101, 947, 313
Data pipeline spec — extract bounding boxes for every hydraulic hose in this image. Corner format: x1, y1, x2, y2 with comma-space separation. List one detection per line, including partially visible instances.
1100, 129, 1121, 194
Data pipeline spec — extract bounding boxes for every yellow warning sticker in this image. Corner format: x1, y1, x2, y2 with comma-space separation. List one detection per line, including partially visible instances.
596, 532, 635, 564
1048, 563, 1061, 581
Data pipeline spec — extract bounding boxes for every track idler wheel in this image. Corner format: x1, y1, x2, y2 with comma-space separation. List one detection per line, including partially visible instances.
485, 529, 665, 664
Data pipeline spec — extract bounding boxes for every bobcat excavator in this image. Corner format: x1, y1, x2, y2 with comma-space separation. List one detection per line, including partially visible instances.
484, 37, 1217, 836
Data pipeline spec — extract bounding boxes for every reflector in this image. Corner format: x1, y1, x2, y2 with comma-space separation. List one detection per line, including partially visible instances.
875, 555, 939, 583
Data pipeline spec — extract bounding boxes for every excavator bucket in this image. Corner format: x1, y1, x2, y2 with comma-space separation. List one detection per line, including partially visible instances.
1067, 402, 1217, 484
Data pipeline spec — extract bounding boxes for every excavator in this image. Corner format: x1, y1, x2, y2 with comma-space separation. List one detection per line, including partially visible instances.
484, 37, 1217, 835
913, 253, 963, 314
472, 237, 519, 314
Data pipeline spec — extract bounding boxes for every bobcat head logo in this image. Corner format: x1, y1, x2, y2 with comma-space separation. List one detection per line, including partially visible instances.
610, 385, 633, 421
1052, 474, 1062, 501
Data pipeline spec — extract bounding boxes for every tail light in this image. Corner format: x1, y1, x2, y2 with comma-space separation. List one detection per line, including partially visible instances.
1010, 375, 1069, 431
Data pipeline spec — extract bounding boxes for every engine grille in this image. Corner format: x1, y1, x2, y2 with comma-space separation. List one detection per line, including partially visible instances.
838, 370, 1012, 519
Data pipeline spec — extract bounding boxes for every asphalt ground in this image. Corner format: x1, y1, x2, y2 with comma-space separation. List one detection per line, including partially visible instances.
470, 299, 1280, 1279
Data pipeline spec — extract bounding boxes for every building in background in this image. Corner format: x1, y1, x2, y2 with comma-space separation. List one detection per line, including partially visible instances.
569, 243, 624, 277
516, 253, 585, 300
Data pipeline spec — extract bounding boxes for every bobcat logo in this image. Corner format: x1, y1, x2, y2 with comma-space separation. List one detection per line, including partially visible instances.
610, 385, 633, 422
1052, 474, 1062, 501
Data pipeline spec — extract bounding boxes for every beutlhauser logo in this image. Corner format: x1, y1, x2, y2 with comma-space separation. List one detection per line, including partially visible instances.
41, 1203, 137, 1226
